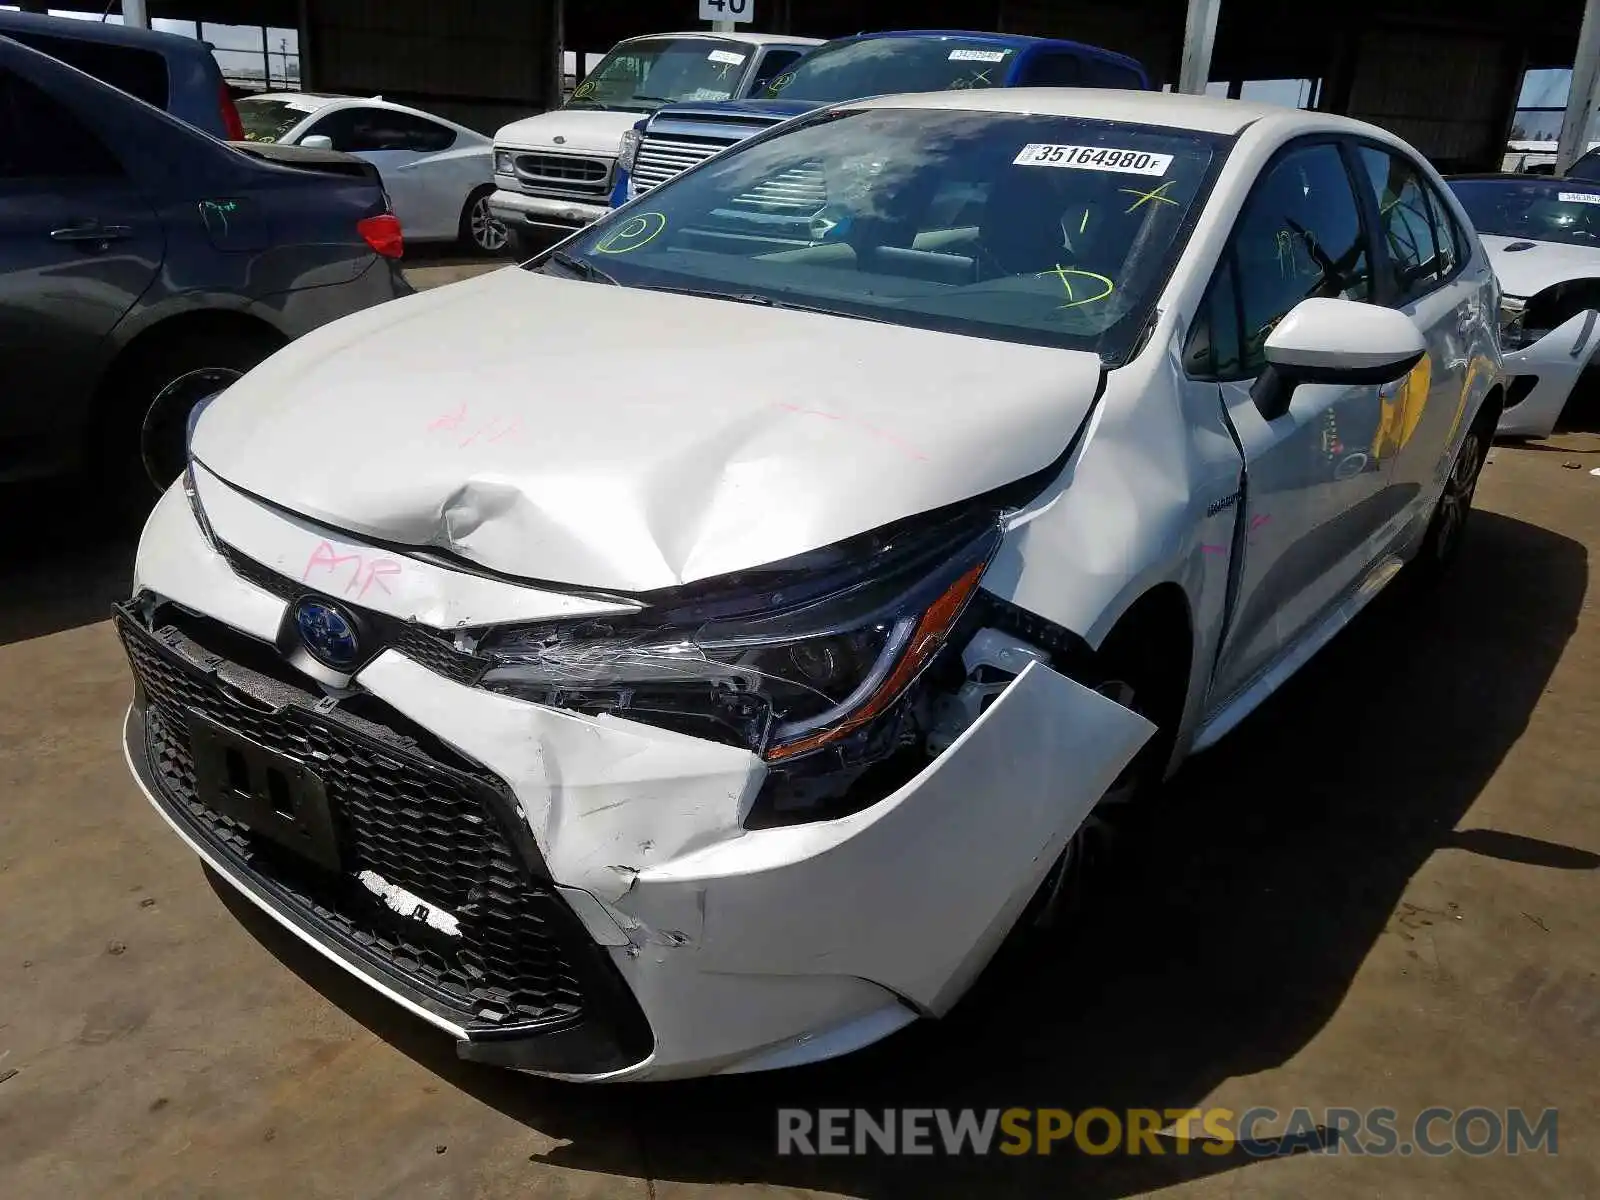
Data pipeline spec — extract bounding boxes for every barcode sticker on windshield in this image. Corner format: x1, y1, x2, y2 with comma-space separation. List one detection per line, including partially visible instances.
1014, 144, 1173, 176
1559, 190, 1600, 205
708, 49, 747, 65
949, 48, 1008, 62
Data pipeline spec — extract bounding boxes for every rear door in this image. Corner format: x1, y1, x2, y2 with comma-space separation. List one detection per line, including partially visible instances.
1347, 143, 1481, 523
0, 59, 161, 477
1192, 140, 1394, 704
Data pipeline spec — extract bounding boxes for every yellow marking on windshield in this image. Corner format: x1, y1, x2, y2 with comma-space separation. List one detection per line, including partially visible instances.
595, 211, 668, 254
1120, 180, 1178, 213
1038, 264, 1116, 309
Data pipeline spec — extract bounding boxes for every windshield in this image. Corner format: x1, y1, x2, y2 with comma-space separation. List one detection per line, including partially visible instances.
1448, 178, 1600, 248
546, 107, 1225, 361
237, 96, 320, 142
567, 37, 754, 112
760, 36, 1019, 102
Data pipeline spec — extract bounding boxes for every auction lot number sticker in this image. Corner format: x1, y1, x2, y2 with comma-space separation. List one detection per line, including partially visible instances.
1014, 144, 1173, 176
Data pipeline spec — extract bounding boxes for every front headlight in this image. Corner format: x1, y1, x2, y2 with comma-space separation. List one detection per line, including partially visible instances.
478, 512, 1000, 761
494, 149, 514, 175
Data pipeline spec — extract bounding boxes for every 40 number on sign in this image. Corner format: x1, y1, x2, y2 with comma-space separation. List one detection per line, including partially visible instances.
699, 0, 753, 23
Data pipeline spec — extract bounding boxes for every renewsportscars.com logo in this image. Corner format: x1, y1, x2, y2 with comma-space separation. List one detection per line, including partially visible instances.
776, 1106, 1559, 1158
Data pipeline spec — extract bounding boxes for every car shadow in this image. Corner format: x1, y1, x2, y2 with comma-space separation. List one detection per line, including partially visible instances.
210, 508, 1587, 1197
0, 479, 138, 647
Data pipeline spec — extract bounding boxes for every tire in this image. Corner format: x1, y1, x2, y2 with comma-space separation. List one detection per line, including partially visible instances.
1413, 413, 1492, 580
459, 186, 508, 256
105, 325, 281, 505
1023, 618, 1186, 931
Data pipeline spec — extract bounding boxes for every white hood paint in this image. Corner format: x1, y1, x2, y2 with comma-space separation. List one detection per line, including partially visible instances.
492, 108, 640, 155
191, 267, 1103, 593
1480, 233, 1600, 298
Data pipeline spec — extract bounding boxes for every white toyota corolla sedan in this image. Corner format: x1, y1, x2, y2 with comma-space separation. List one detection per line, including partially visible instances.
1447, 173, 1600, 437
120, 89, 1503, 1082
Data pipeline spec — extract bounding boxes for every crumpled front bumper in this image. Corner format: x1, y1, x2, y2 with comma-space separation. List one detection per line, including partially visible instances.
1499, 308, 1600, 438
119, 473, 1153, 1081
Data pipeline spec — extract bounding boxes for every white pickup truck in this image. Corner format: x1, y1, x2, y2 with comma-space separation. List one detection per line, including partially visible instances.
489, 30, 820, 255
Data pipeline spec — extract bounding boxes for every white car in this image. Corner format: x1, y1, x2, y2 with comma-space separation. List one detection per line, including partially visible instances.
237, 92, 505, 254
488, 30, 820, 252
1449, 173, 1600, 437
120, 89, 1502, 1082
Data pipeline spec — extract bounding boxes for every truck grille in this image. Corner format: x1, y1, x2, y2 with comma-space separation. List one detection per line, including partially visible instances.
631, 134, 733, 194
118, 609, 588, 1031
512, 151, 613, 197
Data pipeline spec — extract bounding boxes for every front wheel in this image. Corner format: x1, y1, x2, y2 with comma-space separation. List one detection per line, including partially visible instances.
459, 187, 508, 256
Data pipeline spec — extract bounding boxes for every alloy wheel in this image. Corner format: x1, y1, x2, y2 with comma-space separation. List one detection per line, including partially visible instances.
1432, 430, 1485, 562
470, 195, 508, 253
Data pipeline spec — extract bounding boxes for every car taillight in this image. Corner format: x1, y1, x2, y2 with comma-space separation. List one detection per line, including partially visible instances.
358, 213, 404, 259
219, 82, 245, 141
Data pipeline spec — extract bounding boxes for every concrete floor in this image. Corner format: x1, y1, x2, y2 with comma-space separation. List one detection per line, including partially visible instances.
2, 269, 1597, 1196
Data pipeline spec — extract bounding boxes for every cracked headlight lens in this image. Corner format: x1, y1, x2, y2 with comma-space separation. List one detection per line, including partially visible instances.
478, 514, 1000, 760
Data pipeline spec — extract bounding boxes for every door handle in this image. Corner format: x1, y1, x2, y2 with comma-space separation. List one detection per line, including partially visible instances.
49, 222, 133, 244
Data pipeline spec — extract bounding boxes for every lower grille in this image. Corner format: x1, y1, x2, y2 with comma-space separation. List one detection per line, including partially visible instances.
119, 609, 587, 1031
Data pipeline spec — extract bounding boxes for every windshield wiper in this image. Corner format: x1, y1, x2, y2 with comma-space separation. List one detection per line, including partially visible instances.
638, 284, 889, 323
543, 250, 617, 284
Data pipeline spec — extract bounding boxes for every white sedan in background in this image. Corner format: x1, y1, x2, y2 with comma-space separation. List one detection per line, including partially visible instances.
123, 90, 1502, 1081
237, 92, 506, 254
1448, 173, 1600, 436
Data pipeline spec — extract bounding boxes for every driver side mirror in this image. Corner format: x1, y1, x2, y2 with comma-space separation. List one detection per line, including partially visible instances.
300, 134, 335, 151
1252, 297, 1426, 420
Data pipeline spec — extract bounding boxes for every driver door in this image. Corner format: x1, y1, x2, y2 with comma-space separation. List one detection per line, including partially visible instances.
1193, 141, 1398, 706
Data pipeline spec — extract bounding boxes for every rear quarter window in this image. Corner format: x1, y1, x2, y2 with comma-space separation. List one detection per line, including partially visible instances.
6, 30, 169, 109
1080, 60, 1145, 89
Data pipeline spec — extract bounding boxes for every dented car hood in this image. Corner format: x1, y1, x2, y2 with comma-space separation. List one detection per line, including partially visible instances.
190, 266, 1102, 593
1480, 233, 1600, 297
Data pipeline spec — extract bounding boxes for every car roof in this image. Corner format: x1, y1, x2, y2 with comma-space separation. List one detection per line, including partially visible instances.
620, 31, 824, 47
850, 87, 1366, 136
242, 90, 479, 130
0, 8, 211, 57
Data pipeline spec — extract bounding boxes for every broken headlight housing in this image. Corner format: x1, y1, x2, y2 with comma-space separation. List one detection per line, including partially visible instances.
477, 510, 1002, 761
1499, 295, 1531, 351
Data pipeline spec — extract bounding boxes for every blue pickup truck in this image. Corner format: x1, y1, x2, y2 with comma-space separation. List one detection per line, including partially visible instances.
610, 29, 1150, 206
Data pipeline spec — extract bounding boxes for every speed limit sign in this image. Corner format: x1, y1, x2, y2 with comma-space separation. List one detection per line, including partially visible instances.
699, 0, 754, 23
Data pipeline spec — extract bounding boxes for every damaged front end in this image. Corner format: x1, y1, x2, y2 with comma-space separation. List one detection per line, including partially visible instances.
122, 460, 1157, 1080
1497, 283, 1600, 437
468, 499, 1095, 829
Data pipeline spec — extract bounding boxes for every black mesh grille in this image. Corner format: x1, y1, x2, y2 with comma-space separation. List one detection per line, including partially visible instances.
119, 611, 588, 1029
216, 541, 490, 685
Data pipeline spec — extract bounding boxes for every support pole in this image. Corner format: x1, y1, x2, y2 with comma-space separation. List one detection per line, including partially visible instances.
713, 21, 736, 32
122, 0, 149, 29
1555, 0, 1600, 174
1177, 0, 1222, 95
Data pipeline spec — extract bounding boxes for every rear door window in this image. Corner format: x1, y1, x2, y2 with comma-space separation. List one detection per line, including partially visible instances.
0, 66, 124, 179
302, 106, 457, 153
1353, 146, 1460, 301
5, 30, 168, 109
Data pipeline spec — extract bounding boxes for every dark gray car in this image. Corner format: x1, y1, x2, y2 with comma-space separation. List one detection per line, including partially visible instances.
0, 36, 412, 494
